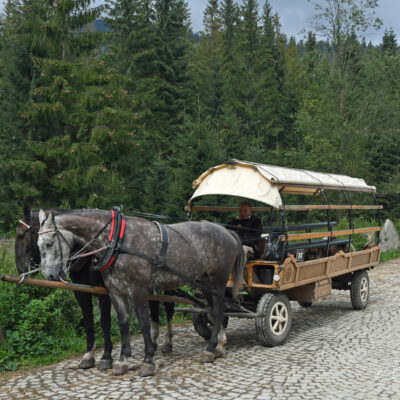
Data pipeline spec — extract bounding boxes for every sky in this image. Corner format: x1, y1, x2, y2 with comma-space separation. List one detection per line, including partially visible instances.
0, 0, 398, 45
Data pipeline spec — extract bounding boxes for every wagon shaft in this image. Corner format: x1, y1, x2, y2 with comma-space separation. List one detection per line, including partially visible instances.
0, 275, 195, 305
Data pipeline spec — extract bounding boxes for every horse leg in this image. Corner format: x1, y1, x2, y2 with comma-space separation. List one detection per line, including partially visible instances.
133, 291, 156, 377
109, 294, 132, 376
161, 299, 174, 354
201, 288, 225, 363
74, 292, 96, 369
149, 300, 160, 351
215, 323, 227, 357
97, 294, 113, 371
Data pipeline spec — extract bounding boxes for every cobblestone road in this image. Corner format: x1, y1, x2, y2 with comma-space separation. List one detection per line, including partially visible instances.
1, 259, 400, 399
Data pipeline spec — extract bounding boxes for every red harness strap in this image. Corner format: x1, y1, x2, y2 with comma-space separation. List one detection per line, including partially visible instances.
92, 207, 126, 273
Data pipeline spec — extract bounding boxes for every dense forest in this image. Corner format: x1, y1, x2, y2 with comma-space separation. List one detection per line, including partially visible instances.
0, 0, 399, 233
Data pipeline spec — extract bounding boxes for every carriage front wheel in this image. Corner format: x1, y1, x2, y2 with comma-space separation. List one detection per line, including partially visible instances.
192, 308, 229, 340
350, 269, 370, 310
255, 292, 292, 347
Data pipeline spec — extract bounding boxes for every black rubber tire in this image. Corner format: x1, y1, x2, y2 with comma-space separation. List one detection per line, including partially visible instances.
255, 292, 292, 347
350, 270, 370, 310
298, 301, 313, 308
192, 310, 229, 340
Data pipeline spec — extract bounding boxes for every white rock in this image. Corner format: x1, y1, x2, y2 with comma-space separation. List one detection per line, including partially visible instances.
379, 219, 400, 252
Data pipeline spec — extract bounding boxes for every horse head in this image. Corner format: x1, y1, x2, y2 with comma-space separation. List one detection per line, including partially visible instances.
38, 210, 74, 281
15, 203, 40, 274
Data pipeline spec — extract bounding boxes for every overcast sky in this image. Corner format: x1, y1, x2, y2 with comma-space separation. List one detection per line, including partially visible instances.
0, 0, 398, 45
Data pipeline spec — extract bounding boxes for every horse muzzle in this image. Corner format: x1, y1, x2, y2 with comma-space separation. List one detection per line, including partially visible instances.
42, 262, 66, 282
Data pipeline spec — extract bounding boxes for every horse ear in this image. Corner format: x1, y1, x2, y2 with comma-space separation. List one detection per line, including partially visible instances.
39, 209, 47, 226
49, 211, 55, 224
23, 202, 31, 221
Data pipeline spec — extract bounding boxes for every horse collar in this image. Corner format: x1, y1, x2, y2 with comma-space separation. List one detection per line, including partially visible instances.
91, 206, 126, 272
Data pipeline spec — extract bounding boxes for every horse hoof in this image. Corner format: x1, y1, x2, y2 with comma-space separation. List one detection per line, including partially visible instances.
138, 362, 155, 377
215, 347, 225, 358
78, 357, 95, 369
113, 362, 129, 376
200, 350, 216, 363
161, 343, 172, 354
98, 359, 113, 371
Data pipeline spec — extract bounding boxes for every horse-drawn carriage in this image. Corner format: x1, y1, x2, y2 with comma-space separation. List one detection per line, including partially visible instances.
183, 160, 382, 346
3, 159, 382, 375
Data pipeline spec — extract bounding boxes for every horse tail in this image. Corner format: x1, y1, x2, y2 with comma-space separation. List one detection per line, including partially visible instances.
228, 229, 245, 300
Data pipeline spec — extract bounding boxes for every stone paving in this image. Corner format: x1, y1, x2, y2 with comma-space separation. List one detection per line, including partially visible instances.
1, 259, 400, 399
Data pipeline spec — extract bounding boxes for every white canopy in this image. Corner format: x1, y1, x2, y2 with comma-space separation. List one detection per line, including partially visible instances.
189, 160, 376, 209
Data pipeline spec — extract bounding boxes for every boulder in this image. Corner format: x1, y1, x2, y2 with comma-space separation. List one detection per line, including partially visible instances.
379, 219, 400, 252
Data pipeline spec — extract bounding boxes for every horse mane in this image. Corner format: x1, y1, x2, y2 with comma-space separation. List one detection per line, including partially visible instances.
31, 208, 112, 217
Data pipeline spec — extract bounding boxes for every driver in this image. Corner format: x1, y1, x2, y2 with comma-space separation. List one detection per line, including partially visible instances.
228, 201, 262, 259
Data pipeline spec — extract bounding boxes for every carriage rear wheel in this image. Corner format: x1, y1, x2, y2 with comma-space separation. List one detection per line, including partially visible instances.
350, 270, 370, 310
255, 292, 292, 347
192, 309, 229, 340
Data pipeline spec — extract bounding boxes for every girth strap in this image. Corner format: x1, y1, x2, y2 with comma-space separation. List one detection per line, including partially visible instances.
151, 221, 169, 294
117, 222, 169, 295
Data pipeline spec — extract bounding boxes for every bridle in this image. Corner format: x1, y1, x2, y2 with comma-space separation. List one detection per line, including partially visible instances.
38, 213, 113, 278
38, 217, 74, 278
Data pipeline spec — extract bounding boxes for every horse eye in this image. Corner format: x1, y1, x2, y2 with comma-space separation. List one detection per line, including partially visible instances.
46, 241, 54, 248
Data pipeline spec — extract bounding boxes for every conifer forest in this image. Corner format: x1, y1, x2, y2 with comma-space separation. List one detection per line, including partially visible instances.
0, 0, 399, 232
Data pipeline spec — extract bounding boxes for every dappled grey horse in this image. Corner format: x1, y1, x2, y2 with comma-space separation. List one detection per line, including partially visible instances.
15, 206, 113, 371
16, 205, 177, 371
37, 209, 245, 376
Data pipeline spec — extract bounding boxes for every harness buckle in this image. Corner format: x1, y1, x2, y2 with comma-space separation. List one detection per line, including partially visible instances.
153, 255, 166, 269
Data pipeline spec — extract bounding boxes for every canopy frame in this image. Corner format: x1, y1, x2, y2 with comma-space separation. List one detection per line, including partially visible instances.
187, 160, 382, 256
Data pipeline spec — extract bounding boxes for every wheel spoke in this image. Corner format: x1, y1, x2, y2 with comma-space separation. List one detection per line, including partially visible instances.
360, 277, 369, 301
273, 320, 279, 331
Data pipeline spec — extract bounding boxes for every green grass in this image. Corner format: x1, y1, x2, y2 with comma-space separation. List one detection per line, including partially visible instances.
380, 249, 400, 263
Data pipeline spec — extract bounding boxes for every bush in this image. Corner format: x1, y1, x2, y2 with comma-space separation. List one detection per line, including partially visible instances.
0, 240, 139, 372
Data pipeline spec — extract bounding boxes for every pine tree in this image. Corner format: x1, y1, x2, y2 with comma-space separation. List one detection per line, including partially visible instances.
191, 0, 224, 118
1, 1, 108, 212
0, 1, 43, 228
304, 31, 318, 76
154, 0, 191, 138
236, 0, 260, 128
254, 1, 283, 159
381, 28, 398, 56
281, 37, 304, 151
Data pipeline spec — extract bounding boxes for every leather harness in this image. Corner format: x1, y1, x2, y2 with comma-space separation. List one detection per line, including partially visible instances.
90, 207, 169, 294
87, 207, 250, 312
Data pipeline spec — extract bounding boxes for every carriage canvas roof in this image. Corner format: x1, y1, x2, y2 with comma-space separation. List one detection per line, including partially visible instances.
189, 160, 376, 209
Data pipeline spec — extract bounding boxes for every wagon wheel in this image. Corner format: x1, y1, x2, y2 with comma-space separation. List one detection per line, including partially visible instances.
350, 270, 370, 310
298, 301, 312, 308
192, 308, 229, 340
255, 292, 292, 347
